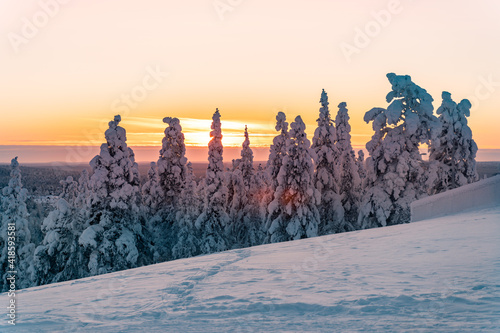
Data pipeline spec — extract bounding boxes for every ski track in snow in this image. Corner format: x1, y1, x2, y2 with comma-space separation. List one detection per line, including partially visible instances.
2, 208, 500, 332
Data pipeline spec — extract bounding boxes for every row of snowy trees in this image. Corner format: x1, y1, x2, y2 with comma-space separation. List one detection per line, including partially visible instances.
0, 73, 478, 290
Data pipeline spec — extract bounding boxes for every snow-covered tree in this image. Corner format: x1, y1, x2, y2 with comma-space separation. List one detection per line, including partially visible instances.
356, 150, 367, 186
32, 172, 90, 286
1, 157, 35, 290
358, 73, 441, 229
146, 117, 188, 263
79, 115, 150, 276
227, 126, 254, 216
267, 112, 289, 191
226, 162, 246, 223
311, 89, 344, 235
334, 102, 361, 231
88, 115, 141, 215
226, 126, 264, 248
172, 162, 201, 259
60, 176, 78, 204
195, 109, 229, 253
33, 198, 87, 285
253, 163, 273, 220
74, 169, 91, 211
225, 164, 245, 248
141, 162, 164, 214
239, 125, 254, 188
428, 92, 478, 193
157, 117, 187, 207
267, 116, 321, 242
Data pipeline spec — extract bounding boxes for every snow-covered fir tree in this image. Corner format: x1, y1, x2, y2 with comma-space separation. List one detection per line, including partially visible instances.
33, 197, 87, 285
253, 164, 273, 220
225, 162, 245, 248
227, 126, 253, 217
147, 117, 188, 263
141, 162, 164, 214
267, 112, 289, 191
428, 92, 478, 194
239, 125, 254, 188
259, 112, 290, 232
227, 126, 264, 248
0, 157, 35, 290
356, 150, 367, 187
311, 90, 344, 235
240, 127, 266, 246
88, 115, 141, 214
79, 115, 150, 276
33, 166, 100, 286
60, 176, 79, 204
171, 162, 201, 259
267, 116, 321, 242
33, 170, 90, 286
157, 117, 188, 207
226, 161, 245, 224
74, 169, 91, 211
358, 73, 441, 229
334, 102, 361, 231
195, 109, 230, 253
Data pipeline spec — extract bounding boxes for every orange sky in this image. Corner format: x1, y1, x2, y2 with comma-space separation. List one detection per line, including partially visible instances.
1, 0, 499, 163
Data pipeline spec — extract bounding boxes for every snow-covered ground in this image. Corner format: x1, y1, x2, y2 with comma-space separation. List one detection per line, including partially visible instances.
3, 205, 499, 332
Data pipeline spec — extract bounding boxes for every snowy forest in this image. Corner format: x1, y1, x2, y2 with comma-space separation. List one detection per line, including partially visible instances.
0, 73, 479, 291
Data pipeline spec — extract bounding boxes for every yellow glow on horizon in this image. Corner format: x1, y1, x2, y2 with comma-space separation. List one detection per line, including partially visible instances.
124, 116, 277, 148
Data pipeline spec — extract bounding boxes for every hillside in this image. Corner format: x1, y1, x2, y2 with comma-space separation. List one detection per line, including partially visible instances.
3, 204, 499, 332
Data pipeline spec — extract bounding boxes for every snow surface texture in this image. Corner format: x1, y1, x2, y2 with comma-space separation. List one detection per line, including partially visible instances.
3, 207, 499, 332
411, 174, 500, 222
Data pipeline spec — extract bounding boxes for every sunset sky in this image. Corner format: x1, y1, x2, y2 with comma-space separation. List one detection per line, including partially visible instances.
1, 0, 499, 163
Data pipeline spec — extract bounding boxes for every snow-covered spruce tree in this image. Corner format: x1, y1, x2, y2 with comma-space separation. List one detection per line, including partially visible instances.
79, 115, 150, 276
358, 73, 441, 229
428, 92, 478, 194
33, 198, 87, 286
356, 150, 367, 187
144, 117, 187, 262
195, 109, 230, 253
311, 89, 344, 235
227, 126, 253, 218
240, 127, 266, 246
74, 169, 91, 211
225, 163, 245, 248
0, 157, 35, 290
239, 125, 254, 188
227, 126, 264, 248
266, 116, 321, 243
60, 176, 79, 204
147, 117, 188, 262
226, 161, 245, 222
171, 162, 201, 259
267, 112, 289, 191
259, 111, 290, 239
253, 163, 273, 221
88, 115, 141, 214
33, 171, 90, 286
334, 102, 361, 231
157, 117, 187, 207
141, 162, 164, 214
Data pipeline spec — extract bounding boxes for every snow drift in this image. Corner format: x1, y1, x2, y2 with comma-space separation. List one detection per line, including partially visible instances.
411, 175, 500, 222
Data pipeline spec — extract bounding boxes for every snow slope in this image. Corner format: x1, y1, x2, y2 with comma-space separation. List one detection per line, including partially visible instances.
411, 175, 500, 222
3, 206, 499, 333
